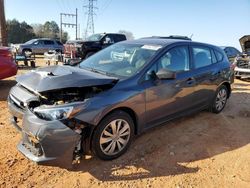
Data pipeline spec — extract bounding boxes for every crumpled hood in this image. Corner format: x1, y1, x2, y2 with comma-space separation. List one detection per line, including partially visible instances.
16, 65, 118, 93
239, 35, 250, 54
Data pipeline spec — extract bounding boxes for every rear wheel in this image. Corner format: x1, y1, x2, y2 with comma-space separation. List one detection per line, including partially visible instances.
92, 111, 134, 160
235, 76, 241, 79
30, 61, 36, 68
210, 85, 228, 113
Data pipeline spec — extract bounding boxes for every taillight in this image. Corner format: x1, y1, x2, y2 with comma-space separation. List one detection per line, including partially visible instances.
0, 49, 12, 58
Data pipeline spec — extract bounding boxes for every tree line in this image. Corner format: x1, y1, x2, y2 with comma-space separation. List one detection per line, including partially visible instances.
7, 19, 68, 44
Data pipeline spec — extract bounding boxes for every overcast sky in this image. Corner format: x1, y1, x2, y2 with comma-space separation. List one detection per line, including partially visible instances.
5, 0, 250, 49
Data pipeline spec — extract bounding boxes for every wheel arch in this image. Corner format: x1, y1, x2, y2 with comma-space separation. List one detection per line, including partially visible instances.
97, 107, 138, 135
87, 107, 139, 155
22, 48, 32, 53
220, 81, 231, 98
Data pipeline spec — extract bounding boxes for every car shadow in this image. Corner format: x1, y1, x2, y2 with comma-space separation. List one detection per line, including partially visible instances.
68, 92, 250, 181
0, 80, 16, 101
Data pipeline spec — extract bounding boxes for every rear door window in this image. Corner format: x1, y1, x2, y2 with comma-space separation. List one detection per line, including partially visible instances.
192, 46, 212, 68
44, 40, 55, 45
114, 35, 126, 42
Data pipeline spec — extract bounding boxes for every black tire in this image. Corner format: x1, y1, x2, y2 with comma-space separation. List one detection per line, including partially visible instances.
235, 76, 241, 79
210, 85, 228, 114
30, 61, 36, 68
22, 49, 32, 57
24, 60, 28, 66
92, 110, 134, 160
85, 52, 95, 59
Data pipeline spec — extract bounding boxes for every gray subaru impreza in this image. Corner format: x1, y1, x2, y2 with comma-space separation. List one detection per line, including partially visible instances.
8, 37, 232, 167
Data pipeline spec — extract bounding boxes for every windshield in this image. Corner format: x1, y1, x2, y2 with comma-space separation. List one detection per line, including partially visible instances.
79, 43, 162, 78
24, 39, 37, 45
87, 34, 105, 41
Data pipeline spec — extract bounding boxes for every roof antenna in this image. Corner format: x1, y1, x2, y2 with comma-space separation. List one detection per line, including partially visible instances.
190, 34, 194, 39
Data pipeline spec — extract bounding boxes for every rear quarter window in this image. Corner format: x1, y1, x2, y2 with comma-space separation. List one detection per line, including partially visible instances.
56, 41, 63, 45
114, 35, 126, 42
214, 50, 224, 62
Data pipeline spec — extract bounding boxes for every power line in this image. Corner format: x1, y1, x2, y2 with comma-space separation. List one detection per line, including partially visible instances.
84, 0, 97, 39
60, 8, 78, 41
99, 0, 112, 15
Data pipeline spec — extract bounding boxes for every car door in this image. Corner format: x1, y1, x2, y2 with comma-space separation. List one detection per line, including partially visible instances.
190, 45, 218, 107
32, 40, 44, 54
43, 40, 55, 53
143, 45, 197, 128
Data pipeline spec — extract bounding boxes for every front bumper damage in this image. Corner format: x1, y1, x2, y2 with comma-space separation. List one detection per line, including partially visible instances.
8, 85, 83, 167
18, 110, 81, 167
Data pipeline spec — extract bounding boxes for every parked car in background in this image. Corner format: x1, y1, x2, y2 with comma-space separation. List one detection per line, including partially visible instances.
13, 38, 64, 56
233, 35, 250, 79
220, 46, 241, 63
240, 35, 250, 55
8, 38, 232, 167
0, 47, 17, 80
64, 33, 127, 64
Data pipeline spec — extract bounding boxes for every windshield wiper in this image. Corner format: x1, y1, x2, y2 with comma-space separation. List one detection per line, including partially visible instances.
80, 65, 118, 77
81, 66, 106, 75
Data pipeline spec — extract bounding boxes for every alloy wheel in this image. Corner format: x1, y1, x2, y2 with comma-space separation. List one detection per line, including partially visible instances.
215, 88, 227, 111
99, 119, 131, 156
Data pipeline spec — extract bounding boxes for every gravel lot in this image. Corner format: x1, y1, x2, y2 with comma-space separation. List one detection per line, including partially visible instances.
0, 59, 250, 188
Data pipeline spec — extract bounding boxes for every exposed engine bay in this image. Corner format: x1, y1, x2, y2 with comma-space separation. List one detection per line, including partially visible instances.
28, 85, 112, 109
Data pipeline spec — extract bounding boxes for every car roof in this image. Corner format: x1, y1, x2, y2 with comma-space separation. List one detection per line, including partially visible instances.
220, 46, 235, 49
121, 37, 218, 49
34, 38, 58, 41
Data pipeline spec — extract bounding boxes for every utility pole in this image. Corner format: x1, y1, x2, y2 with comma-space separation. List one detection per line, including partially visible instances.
0, 0, 7, 46
84, 0, 97, 39
60, 8, 78, 42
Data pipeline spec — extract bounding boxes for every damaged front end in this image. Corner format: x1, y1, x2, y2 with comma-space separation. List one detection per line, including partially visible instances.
8, 66, 118, 167
235, 35, 250, 78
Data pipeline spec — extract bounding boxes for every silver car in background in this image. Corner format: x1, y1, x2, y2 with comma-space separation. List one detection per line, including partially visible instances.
13, 38, 64, 56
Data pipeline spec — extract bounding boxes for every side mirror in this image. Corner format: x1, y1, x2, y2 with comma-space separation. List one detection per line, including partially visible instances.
156, 68, 176, 80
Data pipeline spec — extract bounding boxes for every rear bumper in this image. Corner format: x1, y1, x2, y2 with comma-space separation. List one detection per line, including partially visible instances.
18, 110, 81, 167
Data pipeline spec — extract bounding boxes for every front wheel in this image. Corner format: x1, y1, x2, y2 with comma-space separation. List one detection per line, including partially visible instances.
92, 111, 134, 160
210, 85, 228, 113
